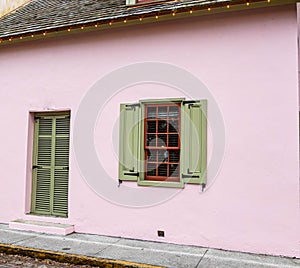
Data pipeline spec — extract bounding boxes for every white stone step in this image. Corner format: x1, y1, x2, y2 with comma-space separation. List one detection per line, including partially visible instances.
9, 219, 74, 235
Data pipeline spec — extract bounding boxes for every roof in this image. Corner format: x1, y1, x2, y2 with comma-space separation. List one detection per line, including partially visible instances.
0, 0, 297, 42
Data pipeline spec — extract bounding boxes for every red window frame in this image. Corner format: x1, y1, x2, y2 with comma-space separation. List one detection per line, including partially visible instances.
144, 103, 180, 182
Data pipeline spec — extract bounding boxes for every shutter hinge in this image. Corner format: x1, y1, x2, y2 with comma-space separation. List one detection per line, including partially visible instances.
182, 174, 200, 179
124, 172, 139, 176
182, 100, 200, 109
126, 103, 140, 111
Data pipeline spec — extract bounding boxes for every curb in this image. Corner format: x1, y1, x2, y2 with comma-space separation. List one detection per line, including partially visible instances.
0, 243, 164, 268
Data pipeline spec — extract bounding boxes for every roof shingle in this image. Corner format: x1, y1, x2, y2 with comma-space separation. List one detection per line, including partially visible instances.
0, 0, 297, 39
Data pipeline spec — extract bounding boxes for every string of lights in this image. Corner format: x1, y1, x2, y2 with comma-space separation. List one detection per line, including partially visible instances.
0, 0, 272, 44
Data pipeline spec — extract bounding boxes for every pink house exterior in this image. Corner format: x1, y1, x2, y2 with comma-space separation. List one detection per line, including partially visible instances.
0, 0, 299, 259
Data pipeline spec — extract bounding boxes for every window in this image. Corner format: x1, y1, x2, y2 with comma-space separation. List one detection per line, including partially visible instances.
144, 103, 180, 182
126, 0, 163, 6
119, 99, 207, 188
31, 112, 70, 217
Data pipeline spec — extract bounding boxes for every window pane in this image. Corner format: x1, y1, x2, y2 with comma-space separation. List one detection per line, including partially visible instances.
168, 134, 178, 147
146, 134, 156, 146
158, 164, 167, 177
158, 120, 167, 133
147, 121, 156, 133
157, 134, 167, 147
147, 163, 156, 176
168, 119, 178, 133
169, 150, 179, 163
158, 106, 168, 118
147, 149, 157, 162
158, 150, 168, 162
169, 106, 179, 118
169, 164, 179, 177
147, 107, 156, 118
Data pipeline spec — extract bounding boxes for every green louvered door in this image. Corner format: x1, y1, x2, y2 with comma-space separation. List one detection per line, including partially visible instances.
31, 113, 70, 217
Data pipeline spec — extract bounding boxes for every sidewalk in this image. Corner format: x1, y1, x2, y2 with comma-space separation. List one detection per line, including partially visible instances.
0, 224, 299, 268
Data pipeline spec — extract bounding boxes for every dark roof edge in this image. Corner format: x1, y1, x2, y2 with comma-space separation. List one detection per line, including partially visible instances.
0, 0, 298, 44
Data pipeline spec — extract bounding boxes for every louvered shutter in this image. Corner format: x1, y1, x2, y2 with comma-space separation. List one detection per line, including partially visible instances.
31, 117, 52, 215
31, 113, 70, 217
118, 103, 141, 181
53, 116, 70, 216
181, 100, 207, 186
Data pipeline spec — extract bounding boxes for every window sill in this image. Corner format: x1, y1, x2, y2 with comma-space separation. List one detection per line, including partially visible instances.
138, 180, 184, 188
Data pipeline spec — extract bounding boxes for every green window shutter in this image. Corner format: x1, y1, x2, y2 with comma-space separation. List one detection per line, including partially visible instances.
118, 103, 140, 181
53, 116, 70, 217
181, 100, 207, 186
31, 113, 70, 217
31, 117, 52, 215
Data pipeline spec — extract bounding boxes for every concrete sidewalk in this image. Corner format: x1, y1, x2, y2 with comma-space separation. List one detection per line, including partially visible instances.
0, 224, 299, 268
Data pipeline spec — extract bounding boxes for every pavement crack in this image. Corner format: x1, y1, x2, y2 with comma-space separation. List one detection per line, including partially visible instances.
95, 238, 122, 255
195, 248, 208, 268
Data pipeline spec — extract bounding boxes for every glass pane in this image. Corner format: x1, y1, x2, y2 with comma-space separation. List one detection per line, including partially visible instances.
157, 134, 167, 147
169, 164, 179, 177
158, 120, 167, 133
146, 134, 156, 146
158, 164, 167, 177
168, 134, 178, 147
147, 149, 157, 162
169, 150, 179, 163
158, 106, 168, 118
147, 107, 156, 118
147, 121, 156, 133
168, 119, 178, 133
158, 150, 168, 163
169, 106, 179, 118
147, 163, 156, 176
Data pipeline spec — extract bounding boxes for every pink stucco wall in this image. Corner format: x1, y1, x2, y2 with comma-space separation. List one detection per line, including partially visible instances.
0, 5, 299, 257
